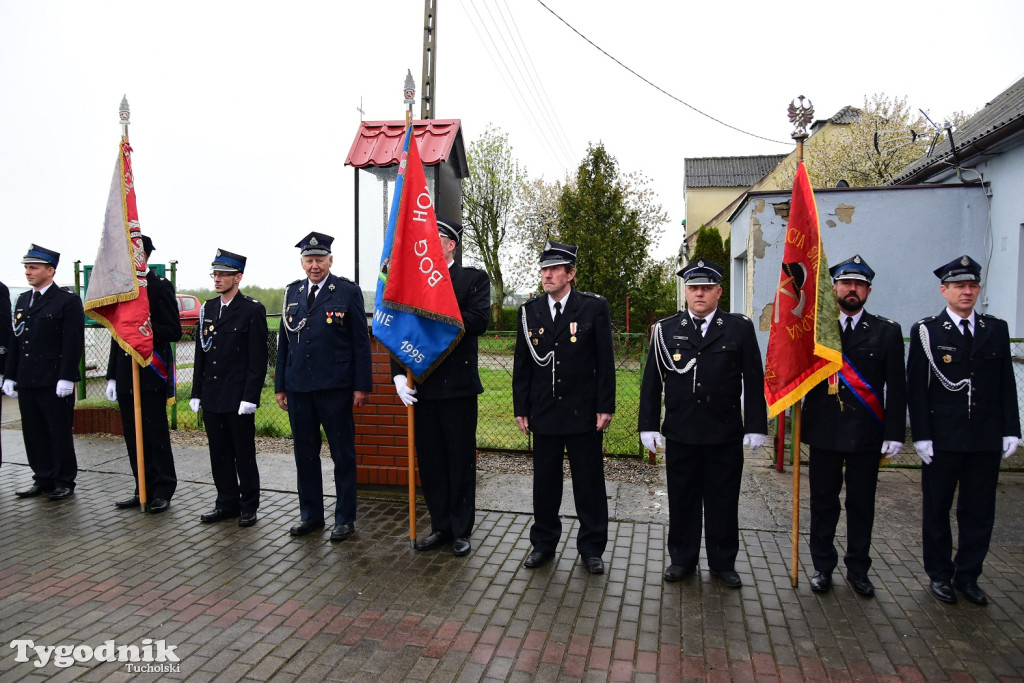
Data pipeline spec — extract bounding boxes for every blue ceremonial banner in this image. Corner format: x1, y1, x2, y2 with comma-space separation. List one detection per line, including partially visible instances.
372, 126, 464, 382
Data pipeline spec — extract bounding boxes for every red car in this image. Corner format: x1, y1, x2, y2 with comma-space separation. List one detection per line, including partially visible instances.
176, 294, 200, 335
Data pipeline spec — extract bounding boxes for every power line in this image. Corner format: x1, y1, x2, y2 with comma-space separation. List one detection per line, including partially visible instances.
460, 0, 576, 170
535, 0, 790, 146
493, 0, 576, 164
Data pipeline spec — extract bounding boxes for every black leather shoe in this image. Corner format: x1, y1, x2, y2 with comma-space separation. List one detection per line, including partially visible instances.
452, 538, 472, 557
148, 498, 170, 514
16, 485, 47, 498
929, 580, 957, 604
414, 530, 448, 551
49, 487, 73, 500
289, 519, 325, 536
847, 572, 875, 597
200, 508, 239, 523
115, 495, 140, 509
330, 523, 355, 542
238, 513, 258, 528
954, 580, 988, 606
663, 564, 696, 582
583, 557, 605, 575
710, 568, 742, 588
810, 571, 832, 593
523, 550, 555, 568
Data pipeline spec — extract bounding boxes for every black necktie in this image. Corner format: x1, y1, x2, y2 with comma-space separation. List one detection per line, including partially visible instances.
842, 317, 854, 345
306, 283, 318, 309
553, 301, 562, 325
961, 319, 973, 349
31, 290, 40, 307
693, 317, 705, 338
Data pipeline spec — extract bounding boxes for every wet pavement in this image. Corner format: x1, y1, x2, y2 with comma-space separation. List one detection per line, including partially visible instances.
1, 395, 1023, 681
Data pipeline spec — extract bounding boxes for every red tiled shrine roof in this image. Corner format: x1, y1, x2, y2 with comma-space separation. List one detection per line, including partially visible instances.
345, 119, 463, 168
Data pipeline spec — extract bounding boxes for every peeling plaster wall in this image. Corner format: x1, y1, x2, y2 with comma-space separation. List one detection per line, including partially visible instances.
729, 184, 990, 359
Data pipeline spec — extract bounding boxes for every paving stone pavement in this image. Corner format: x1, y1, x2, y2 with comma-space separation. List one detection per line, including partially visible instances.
1, 424, 1023, 681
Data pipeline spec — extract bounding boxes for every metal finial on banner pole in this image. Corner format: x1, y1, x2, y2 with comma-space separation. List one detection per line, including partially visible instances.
404, 70, 416, 128
119, 95, 131, 140
788, 95, 814, 163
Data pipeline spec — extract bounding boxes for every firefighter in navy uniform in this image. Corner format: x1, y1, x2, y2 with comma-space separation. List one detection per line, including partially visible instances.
275, 231, 372, 541
638, 259, 767, 588
907, 255, 1020, 606
513, 241, 616, 575
106, 235, 183, 513
0, 279, 10, 465
190, 249, 268, 527
391, 216, 491, 557
3, 245, 84, 499
801, 255, 906, 597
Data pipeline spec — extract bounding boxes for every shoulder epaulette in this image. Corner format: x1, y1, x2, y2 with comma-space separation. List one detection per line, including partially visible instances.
915, 315, 938, 325
724, 311, 750, 321
656, 311, 686, 326
577, 291, 606, 301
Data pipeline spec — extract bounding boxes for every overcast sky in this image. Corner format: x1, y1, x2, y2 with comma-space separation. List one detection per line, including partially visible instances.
1, 0, 1022, 293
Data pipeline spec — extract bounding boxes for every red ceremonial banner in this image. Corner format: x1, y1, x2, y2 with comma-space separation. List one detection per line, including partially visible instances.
84, 138, 153, 365
763, 161, 842, 417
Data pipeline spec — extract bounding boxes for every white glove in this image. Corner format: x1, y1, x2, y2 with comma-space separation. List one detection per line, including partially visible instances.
105, 379, 118, 402
238, 401, 257, 415
393, 375, 417, 406
56, 380, 74, 398
2, 379, 17, 398
1003, 436, 1021, 459
743, 433, 767, 450
640, 431, 663, 453
914, 440, 934, 465
189, 398, 201, 412
881, 440, 902, 458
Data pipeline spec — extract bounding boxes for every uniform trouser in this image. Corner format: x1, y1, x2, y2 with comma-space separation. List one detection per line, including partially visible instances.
118, 390, 177, 500
287, 389, 357, 526
922, 449, 1001, 584
808, 447, 880, 575
18, 387, 77, 490
530, 431, 608, 557
414, 395, 478, 540
665, 438, 743, 571
204, 410, 260, 515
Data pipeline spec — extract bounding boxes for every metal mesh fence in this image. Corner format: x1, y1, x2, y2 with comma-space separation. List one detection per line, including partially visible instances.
77, 322, 1024, 465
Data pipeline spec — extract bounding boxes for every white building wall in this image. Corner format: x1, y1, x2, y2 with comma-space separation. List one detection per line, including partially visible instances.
729, 184, 991, 357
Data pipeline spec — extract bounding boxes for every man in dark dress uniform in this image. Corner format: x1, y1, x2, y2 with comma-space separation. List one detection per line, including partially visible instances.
638, 259, 767, 588
908, 255, 1020, 606
3, 245, 83, 499
106, 235, 183, 513
513, 242, 615, 575
190, 249, 268, 527
275, 231, 372, 541
392, 216, 490, 557
0, 279, 10, 465
801, 255, 906, 597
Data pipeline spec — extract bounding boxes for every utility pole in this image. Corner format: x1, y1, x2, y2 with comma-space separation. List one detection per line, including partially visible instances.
421, 0, 436, 119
